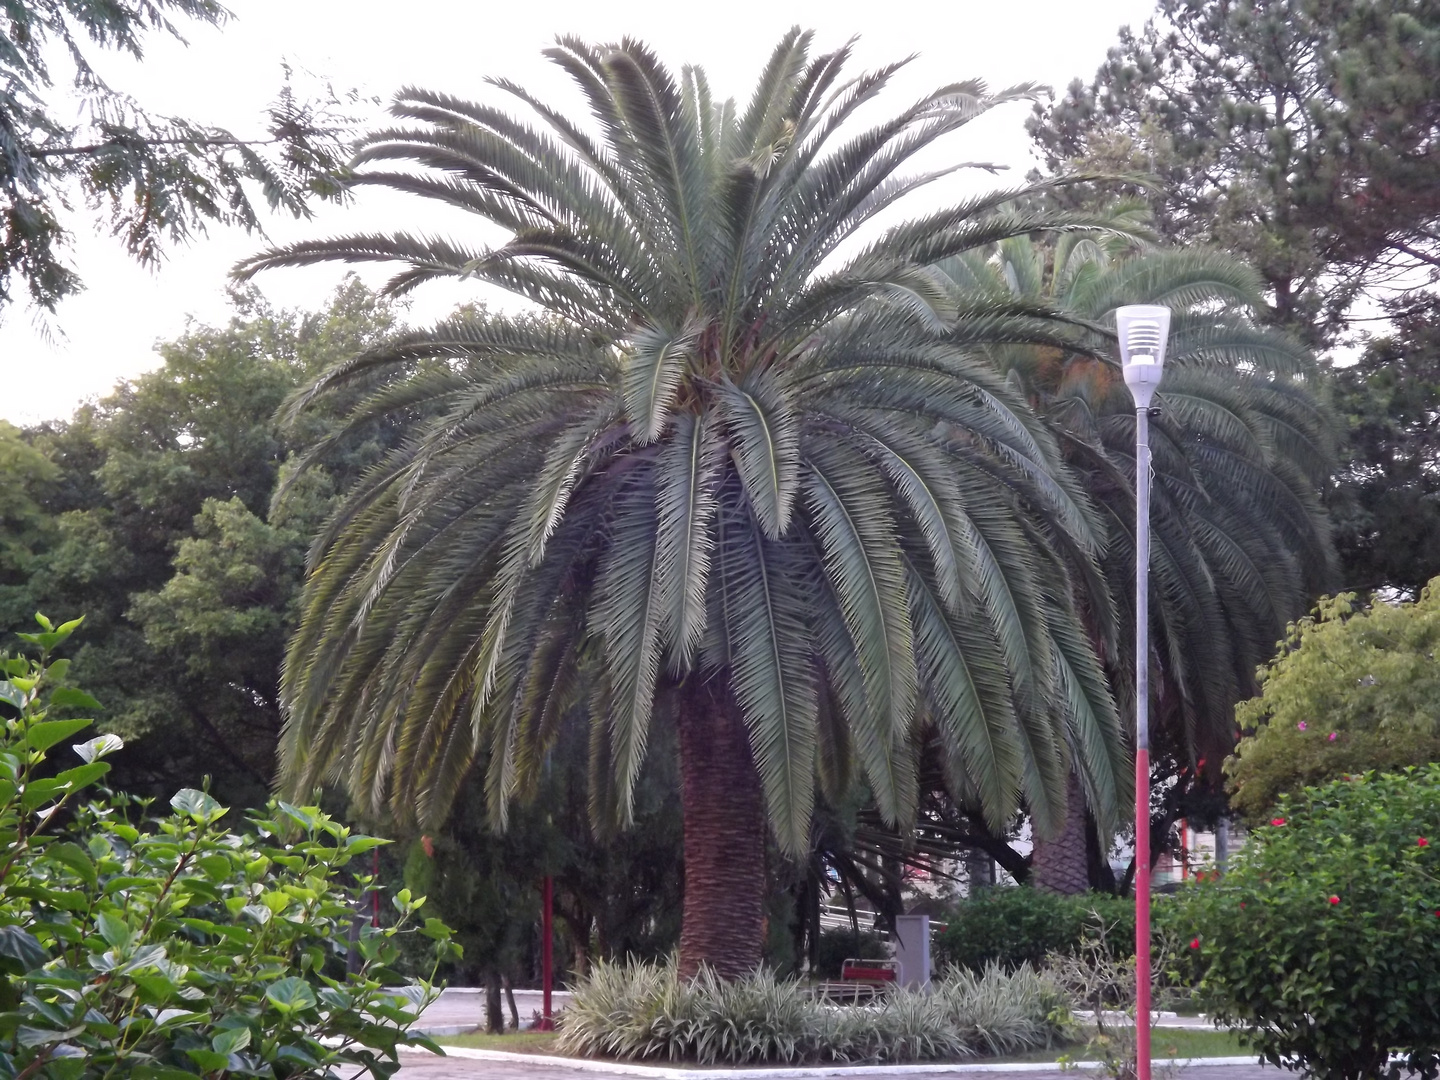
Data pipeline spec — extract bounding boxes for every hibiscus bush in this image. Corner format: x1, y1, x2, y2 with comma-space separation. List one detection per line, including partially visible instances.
1182, 767, 1440, 1080
0, 615, 461, 1079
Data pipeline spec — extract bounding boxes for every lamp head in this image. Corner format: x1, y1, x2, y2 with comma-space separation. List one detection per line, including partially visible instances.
1116, 305, 1171, 409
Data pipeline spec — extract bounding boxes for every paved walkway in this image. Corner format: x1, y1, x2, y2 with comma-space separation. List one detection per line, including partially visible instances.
376, 1057, 1274, 1080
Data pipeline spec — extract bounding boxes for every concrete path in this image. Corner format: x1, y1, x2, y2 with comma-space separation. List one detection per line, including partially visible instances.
376, 1056, 1274, 1080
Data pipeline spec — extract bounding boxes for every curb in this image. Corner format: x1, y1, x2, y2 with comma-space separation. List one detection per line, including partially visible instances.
402, 1047, 1263, 1077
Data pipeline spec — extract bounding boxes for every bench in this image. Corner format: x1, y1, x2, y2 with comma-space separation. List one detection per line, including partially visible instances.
814, 958, 899, 1004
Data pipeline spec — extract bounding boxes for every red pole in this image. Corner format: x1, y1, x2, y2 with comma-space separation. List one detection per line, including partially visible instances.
535, 875, 555, 1031
1135, 749, 1151, 1076
1134, 404, 1153, 1080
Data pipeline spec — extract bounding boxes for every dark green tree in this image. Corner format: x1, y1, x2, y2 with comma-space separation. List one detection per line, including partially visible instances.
1330, 295, 1440, 598
244, 32, 1137, 978
2, 280, 402, 804
0, 0, 356, 314
1027, 0, 1440, 341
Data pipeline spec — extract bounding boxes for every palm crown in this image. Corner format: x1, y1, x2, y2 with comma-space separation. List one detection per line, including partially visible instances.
943, 224, 1334, 767
242, 31, 1143, 973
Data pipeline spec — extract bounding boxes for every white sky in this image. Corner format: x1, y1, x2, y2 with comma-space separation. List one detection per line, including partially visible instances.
0, 0, 1159, 425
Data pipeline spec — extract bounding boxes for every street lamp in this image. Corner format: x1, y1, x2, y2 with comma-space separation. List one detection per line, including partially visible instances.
1116, 304, 1170, 1080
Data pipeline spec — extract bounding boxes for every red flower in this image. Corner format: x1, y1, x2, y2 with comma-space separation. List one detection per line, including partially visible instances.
1271, 817, 1286, 827
1328, 895, 1340, 905
1239, 902, 1246, 909
1420, 838, 1430, 847
420, 835, 435, 858
1189, 938, 1200, 950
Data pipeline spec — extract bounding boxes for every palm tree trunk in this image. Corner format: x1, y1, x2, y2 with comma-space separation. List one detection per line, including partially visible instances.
676, 675, 767, 980
1031, 769, 1090, 895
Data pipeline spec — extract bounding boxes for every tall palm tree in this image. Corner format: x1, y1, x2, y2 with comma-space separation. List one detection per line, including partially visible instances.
936, 225, 1335, 892
239, 32, 1135, 975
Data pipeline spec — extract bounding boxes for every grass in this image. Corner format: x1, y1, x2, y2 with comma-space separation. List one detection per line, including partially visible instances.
435, 1026, 1253, 1063
437, 1031, 561, 1053
996, 1027, 1251, 1063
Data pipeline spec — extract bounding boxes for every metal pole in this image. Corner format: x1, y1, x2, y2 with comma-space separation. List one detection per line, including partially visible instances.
1135, 405, 1152, 1080
536, 875, 556, 1031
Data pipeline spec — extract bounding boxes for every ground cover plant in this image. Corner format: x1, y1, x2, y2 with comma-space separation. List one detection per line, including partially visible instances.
0, 616, 460, 1079
556, 957, 1069, 1064
1183, 767, 1440, 1080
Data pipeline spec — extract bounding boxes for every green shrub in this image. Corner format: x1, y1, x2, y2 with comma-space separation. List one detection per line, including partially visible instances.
556, 957, 1069, 1064
934, 887, 1133, 971
0, 615, 461, 1079
1180, 767, 1440, 1080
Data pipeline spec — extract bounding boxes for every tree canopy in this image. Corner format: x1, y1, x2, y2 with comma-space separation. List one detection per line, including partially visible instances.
1027, 0, 1440, 341
1225, 579, 1440, 823
0, 0, 354, 314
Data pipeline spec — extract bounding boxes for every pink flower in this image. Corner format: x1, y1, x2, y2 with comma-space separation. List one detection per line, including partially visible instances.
1271, 817, 1287, 827
1297, 721, 1308, 731
1420, 838, 1430, 848
1328, 732, 1338, 742
1189, 938, 1200, 950
1328, 895, 1340, 905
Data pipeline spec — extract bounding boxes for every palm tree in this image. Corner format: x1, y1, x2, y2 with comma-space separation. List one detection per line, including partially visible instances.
936, 225, 1334, 892
239, 32, 1135, 975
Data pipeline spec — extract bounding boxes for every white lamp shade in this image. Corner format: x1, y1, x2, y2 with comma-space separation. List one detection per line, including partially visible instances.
1116, 305, 1171, 409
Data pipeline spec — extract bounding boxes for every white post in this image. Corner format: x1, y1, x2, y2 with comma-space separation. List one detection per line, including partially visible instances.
1116, 304, 1170, 1080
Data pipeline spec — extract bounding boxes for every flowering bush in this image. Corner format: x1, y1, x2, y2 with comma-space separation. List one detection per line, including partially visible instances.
0, 615, 461, 1078
1181, 767, 1440, 1080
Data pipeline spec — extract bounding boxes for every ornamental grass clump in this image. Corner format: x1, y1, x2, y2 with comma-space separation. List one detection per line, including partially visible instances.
556, 957, 1067, 1064
1180, 767, 1440, 1080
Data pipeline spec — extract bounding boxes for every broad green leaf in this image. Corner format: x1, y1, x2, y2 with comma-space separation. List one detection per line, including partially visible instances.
265, 976, 318, 1013
46, 842, 97, 887
54, 762, 109, 792
96, 911, 131, 949
49, 688, 102, 712
24, 719, 93, 753
185, 1049, 231, 1072
212, 1026, 251, 1054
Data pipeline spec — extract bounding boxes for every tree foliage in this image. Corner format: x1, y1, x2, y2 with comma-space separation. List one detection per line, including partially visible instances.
1225, 580, 1440, 823
242, 31, 1143, 868
0, 0, 356, 314
1330, 295, 1440, 597
0, 280, 403, 805
942, 226, 1334, 769
1027, 0, 1440, 340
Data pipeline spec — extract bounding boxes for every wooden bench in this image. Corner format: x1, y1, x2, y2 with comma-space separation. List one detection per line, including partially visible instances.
814, 958, 899, 1004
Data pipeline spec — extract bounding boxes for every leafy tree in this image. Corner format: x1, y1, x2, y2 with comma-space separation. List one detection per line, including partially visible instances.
1330, 295, 1440, 598
242, 32, 1139, 978
1225, 580, 1440, 823
1027, 0, 1440, 340
0, 0, 356, 314
2, 281, 402, 804
937, 227, 1334, 891
0, 421, 57, 612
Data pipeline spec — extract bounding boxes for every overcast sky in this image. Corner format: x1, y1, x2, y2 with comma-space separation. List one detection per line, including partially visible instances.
0, 0, 1159, 425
